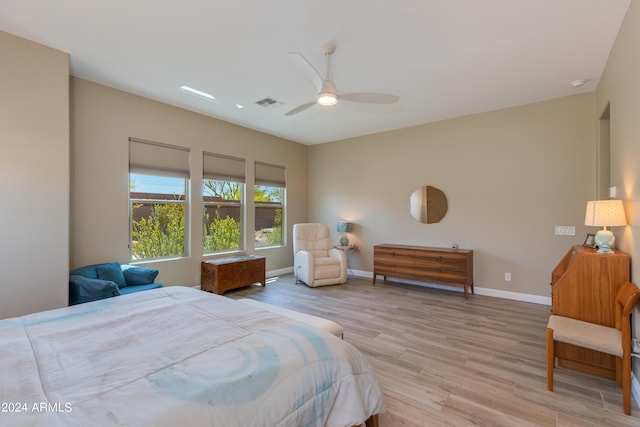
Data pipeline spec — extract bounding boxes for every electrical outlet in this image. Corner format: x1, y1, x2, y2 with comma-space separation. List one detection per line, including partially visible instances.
555, 226, 576, 236
505, 272, 511, 282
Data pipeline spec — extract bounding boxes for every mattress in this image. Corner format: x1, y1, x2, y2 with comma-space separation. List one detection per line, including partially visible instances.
0, 286, 384, 426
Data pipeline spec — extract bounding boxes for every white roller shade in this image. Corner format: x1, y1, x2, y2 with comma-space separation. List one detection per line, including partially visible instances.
203, 152, 245, 182
129, 138, 190, 178
255, 162, 285, 187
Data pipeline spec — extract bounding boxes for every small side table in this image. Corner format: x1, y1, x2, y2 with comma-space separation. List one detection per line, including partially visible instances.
334, 245, 359, 278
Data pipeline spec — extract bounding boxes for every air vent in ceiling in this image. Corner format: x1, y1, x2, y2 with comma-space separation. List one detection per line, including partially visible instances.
255, 97, 284, 109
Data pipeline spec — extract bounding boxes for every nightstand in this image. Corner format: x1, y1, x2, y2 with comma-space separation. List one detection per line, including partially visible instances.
334, 245, 358, 277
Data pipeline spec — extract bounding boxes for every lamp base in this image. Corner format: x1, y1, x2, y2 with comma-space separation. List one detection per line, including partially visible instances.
594, 229, 615, 254
340, 233, 349, 247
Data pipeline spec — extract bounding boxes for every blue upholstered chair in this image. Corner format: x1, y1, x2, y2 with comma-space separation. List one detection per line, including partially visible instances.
69, 262, 162, 305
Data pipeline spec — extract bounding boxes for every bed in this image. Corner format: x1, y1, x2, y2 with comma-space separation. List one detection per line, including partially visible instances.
0, 286, 384, 426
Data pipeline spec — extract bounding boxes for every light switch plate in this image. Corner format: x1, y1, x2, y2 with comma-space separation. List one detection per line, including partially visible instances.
555, 226, 576, 236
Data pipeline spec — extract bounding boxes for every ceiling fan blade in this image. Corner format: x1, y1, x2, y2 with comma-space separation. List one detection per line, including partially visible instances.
341, 92, 399, 104
288, 51, 324, 84
285, 102, 316, 116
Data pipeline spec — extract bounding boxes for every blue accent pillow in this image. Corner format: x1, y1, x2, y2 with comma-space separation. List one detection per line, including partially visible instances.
96, 262, 127, 288
123, 267, 159, 286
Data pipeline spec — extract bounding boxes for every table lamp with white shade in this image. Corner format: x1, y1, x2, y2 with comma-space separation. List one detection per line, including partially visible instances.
584, 200, 627, 254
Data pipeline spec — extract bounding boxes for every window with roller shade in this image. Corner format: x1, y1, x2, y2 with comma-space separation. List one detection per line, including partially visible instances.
202, 153, 245, 254
254, 162, 285, 248
129, 138, 190, 261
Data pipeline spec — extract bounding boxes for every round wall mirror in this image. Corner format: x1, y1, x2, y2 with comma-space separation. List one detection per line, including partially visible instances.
408, 185, 448, 224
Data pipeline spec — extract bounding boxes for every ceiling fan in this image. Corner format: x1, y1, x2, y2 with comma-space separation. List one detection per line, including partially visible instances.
285, 42, 399, 116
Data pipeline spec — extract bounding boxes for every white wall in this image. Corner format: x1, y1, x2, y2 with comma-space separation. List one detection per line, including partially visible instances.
70, 78, 308, 287
0, 31, 69, 318
308, 93, 597, 299
596, 0, 640, 388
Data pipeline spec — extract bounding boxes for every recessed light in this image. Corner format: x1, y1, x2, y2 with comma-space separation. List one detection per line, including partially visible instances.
570, 79, 586, 88
179, 85, 217, 101
235, 104, 244, 109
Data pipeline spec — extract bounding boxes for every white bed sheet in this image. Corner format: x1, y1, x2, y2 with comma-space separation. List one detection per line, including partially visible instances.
0, 287, 384, 427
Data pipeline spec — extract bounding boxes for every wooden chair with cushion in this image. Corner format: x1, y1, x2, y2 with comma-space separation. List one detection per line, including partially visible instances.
546, 280, 640, 415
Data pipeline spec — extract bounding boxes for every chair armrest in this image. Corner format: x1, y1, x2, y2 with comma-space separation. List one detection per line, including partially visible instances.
328, 248, 347, 264
328, 248, 348, 283
69, 275, 120, 305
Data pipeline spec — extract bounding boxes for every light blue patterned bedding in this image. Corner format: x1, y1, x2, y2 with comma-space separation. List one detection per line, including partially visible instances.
0, 287, 384, 426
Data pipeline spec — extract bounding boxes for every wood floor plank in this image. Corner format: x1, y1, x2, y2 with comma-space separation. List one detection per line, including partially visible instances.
227, 275, 640, 426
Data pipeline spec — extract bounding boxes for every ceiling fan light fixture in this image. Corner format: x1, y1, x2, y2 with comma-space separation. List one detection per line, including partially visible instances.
317, 92, 338, 106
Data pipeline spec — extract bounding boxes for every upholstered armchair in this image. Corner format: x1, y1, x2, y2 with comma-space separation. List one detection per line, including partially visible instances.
293, 223, 347, 287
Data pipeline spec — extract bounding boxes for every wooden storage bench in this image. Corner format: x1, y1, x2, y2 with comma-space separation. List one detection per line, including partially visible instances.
201, 255, 266, 295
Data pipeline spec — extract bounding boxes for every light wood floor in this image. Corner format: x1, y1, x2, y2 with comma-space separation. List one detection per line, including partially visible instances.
227, 275, 640, 426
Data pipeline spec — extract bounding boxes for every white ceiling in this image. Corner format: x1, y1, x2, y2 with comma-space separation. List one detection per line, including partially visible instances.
0, 0, 630, 145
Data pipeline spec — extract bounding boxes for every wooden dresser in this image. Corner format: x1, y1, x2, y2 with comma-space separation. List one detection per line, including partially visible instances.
201, 255, 266, 295
373, 244, 474, 299
550, 245, 630, 379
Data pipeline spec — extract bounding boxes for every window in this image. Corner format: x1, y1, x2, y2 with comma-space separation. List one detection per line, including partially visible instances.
254, 162, 285, 248
203, 153, 245, 254
129, 138, 190, 261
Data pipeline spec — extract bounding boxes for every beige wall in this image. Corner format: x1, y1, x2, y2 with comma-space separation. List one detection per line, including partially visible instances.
71, 78, 307, 286
309, 93, 596, 300
0, 31, 70, 317
596, 1, 640, 387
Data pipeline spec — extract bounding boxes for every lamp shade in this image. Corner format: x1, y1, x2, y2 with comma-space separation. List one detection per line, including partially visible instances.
337, 221, 353, 233
584, 200, 627, 227
584, 200, 627, 254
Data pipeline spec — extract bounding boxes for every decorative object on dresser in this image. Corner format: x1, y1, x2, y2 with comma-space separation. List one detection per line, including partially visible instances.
337, 221, 353, 246
584, 199, 627, 253
546, 281, 640, 415
550, 245, 630, 379
201, 255, 266, 295
373, 244, 474, 299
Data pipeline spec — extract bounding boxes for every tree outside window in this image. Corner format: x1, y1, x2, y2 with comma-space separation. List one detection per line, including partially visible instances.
203, 180, 243, 253
254, 185, 283, 247
130, 174, 186, 260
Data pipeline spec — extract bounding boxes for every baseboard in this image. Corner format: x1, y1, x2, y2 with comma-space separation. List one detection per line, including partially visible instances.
348, 269, 551, 305
268, 266, 294, 278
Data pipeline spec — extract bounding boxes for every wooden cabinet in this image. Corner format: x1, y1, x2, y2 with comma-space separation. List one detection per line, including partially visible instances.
201, 255, 266, 295
373, 244, 474, 299
550, 245, 630, 379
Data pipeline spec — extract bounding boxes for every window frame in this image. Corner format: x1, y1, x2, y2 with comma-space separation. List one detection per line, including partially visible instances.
202, 179, 245, 255
254, 162, 286, 249
202, 153, 246, 255
128, 138, 190, 262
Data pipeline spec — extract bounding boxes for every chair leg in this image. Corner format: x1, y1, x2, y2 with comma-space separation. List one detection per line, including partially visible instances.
615, 355, 622, 387
622, 353, 631, 415
546, 328, 554, 391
